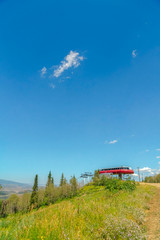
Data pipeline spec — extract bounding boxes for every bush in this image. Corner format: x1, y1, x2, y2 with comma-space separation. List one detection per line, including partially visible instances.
6, 194, 20, 214
95, 215, 145, 239
19, 193, 31, 212
95, 176, 136, 192
0, 200, 2, 213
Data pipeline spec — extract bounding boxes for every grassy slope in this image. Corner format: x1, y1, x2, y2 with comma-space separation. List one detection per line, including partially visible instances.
0, 185, 155, 240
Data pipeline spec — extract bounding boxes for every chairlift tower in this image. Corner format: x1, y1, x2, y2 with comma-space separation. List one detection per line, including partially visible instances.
80, 172, 93, 185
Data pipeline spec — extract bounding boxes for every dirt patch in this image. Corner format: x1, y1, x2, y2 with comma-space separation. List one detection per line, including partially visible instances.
142, 183, 160, 239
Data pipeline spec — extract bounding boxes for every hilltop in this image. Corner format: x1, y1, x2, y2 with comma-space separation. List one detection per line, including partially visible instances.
0, 184, 155, 240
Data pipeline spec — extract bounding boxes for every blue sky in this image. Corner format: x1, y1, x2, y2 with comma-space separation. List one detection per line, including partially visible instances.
0, 0, 160, 184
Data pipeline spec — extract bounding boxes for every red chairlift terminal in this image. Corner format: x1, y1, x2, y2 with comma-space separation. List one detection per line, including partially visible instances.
99, 166, 134, 179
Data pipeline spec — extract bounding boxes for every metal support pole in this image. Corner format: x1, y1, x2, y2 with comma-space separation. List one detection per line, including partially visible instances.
137, 167, 140, 182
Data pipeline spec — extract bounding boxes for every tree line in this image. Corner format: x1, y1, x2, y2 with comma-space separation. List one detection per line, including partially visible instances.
144, 173, 160, 183
0, 170, 137, 217
0, 172, 78, 217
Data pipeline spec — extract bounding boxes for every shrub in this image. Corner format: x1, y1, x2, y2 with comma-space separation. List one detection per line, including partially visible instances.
70, 175, 78, 196
38, 188, 45, 207
95, 215, 145, 239
92, 169, 100, 184
6, 194, 20, 214
95, 176, 136, 192
19, 193, 31, 212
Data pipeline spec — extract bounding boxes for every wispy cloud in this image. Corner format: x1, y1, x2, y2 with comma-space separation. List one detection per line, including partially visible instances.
105, 139, 118, 144
139, 167, 154, 174
40, 51, 84, 90
158, 162, 160, 165
40, 66, 47, 77
156, 149, 160, 151
145, 149, 150, 152
156, 156, 160, 159
155, 168, 160, 174
52, 51, 84, 78
132, 49, 137, 58
140, 167, 151, 172
132, 173, 138, 177
109, 140, 118, 144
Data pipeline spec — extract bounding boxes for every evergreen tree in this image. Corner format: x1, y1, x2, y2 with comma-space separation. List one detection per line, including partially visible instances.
51, 177, 54, 184
46, 171, 54, 187
70, 176, 78, 195
0, 200, 7, 217
93, 169, 100, 185
30, 174, 38, 208
44, 171, 54, 205
60, 173, 64, 186
63, 177, 67, 185
59, 173, 69, 198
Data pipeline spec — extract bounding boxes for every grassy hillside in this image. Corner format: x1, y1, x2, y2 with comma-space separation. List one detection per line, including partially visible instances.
0, 184, 155, 240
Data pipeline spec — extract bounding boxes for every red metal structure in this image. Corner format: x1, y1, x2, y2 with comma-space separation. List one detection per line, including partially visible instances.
99, 166, 134, 179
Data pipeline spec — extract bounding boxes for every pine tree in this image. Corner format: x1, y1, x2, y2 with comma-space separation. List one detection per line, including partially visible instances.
51, 177, 54, 184
70, 175, 78, 195
46, 171, 54, 187
44, 171, 54, 205
0, 200, 7, 217
60, 173, 64, 186
93, 169, 100, 184
30, 174, 38, 208
59, 173, 69, 198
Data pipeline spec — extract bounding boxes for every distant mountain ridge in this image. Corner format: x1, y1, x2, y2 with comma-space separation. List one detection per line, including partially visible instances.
0, 179, 31, 189
0, 179, 32, 200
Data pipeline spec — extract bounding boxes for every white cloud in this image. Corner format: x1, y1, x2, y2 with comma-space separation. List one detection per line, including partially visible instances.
40, 66, 47, 77
139, 167, 153, 173
109, 140, 118, 144
132, 173, 138, 177
53, 51, 84, 78
155, 169, 160, 174
104, 139, 118, 144
156, 149, 160, 151
132, 49, 137, 58
156, 156, 160, 159
139, 166, 160, 175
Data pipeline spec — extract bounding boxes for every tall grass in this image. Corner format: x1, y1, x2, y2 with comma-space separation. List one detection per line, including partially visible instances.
0, 184, 155, 240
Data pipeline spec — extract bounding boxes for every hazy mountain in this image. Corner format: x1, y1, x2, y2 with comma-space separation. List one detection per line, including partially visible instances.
0, 179, 32, 199
0, 179, 31, 189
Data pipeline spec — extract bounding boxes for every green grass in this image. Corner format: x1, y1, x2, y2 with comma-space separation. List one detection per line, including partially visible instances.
0, 184, 155, 240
